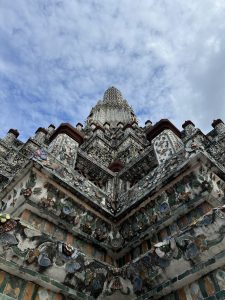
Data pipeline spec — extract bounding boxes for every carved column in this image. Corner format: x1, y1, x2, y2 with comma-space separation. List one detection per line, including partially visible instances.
47, 124, 55, 134
34, 127, 47, 144
48, 123, 84, 168
76, 122, 83, 131
3, 129, 19, 144
123, 123, 133, 135
146, 119, 183, 164
182, 120, 197, 137
212, 119, 225, 135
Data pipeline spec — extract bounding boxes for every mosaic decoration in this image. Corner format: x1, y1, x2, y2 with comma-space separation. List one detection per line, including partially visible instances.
1, 205, 225, 299
0, 87, 225, 299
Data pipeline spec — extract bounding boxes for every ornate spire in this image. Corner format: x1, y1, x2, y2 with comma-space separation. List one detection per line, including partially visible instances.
103, 86, 123, 103
87, 87, 137, 127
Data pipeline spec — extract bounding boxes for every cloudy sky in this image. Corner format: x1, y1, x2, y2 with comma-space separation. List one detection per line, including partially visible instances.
0, 0, 225, 141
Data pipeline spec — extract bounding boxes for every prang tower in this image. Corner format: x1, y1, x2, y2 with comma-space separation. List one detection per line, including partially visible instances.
0, 87, 225, 300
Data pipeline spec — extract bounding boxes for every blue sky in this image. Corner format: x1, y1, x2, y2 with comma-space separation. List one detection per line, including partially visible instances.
0, 0, 225, 141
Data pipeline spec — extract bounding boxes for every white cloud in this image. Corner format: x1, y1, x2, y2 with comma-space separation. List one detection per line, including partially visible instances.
0, 0, 225, 140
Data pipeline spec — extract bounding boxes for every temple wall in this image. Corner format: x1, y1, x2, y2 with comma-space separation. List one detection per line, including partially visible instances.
161, 265, 225, 300
0, 88, 225, 300
0, 270, 65, 300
